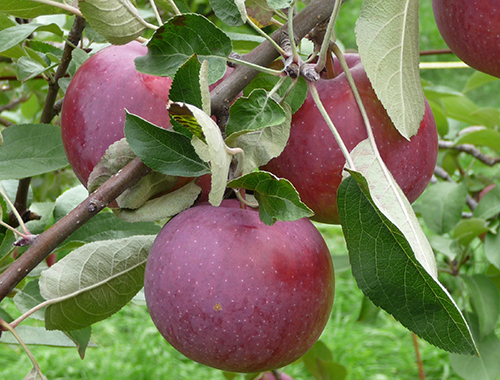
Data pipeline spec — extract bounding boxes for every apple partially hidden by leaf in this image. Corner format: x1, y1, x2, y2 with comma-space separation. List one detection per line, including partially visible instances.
144, 199, 334, 373
61, 41, 173, 187
263, 54, 438, 224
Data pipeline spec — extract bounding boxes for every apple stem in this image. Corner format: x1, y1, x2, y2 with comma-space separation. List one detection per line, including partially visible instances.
268, 76, 288, 99
164, 0, 182, 16
0, 189, 30, 237
286, 1, 300, 62
28, 0, 83, 17
307, 81, 356, 170
315, 0, 343, 73
0, 318, 46, 379
149, 0, 164, 25
226, 56, 283, 77
246, 17, 288, 57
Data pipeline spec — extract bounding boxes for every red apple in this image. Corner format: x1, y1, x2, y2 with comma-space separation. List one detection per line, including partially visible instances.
432, 0, 500, 78
144, 199, 334, 373
61, 41, 173, 186
262, 54, 438, 224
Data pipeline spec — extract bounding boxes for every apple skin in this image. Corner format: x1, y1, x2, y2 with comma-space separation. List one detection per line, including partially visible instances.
61, 41, 173, 186
144, 199, 334, 373
262, 54, 438, 224
432, 0, 500, 78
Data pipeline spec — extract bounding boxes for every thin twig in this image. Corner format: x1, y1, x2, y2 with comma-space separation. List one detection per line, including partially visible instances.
412, 332, 426, 380
433, 166, 478, 211
439, 140, 500, 166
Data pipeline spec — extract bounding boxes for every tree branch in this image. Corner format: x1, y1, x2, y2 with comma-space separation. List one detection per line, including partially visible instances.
0, 0, 338, 301
439, 140, 500, 166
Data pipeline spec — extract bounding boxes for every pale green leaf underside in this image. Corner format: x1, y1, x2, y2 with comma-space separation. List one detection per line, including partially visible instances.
348, 139, 437, 277
79, 0, 149, 45
355, 0, 424, 139
39, 236, 155, 331
338, 174, 476, 355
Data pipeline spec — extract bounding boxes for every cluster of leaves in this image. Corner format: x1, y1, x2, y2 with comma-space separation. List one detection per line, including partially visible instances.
1, 0, 500, 379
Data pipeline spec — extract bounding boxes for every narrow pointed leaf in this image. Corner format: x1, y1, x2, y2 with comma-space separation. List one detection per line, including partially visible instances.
79, 0, 150, 45
348, 139, 437, 277
355, 0, 424, 138
39, 236, 155, 331
227, 171, 313, 225
338, 173, 476, 355
135, 14, 232, 84
0, 23, 63, 54
169, 54, 203, 109
14, 280, 46, 321
168, 102, 232, 206
124, 112, 210, 177
0, 325, 93, 347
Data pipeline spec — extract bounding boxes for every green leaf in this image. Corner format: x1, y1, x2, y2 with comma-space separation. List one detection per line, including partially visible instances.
0, 23, 63, 55
267, 0, 293, 9
225, 32, 265, 54
169, 54, 203, 109
0, 325, 91, 347
453, 218, 489, 246
441, 96, 500, 129
461, 274, 500, 338
245, 0, 274, 27
301, 340, 347, 380
486, 232, 500, 270
209, 0, 246, 27
79, 0, 150, 45
60, 212, 161, 249
450, 312, 500, 380
356, 296, 380, 324
65, 327, 92, 359
338, 174, 476, 355
225, 102, 292, 175
54, 185, 89, 222
419, 182, 469, 235
348, 139, 438, 277
168, 102, 232, 206
25, 202, 55, 235
225, 89, 287, 137
474, 185, 500, 220
0, 124, 68, 180
463, 71, 499, 94
454, 128, 500, 151
39, 236, 155, 331
17, 56, 56, 82
227, 171, 313, 225
355, 0, 424, 139
135, 13, 232, 84
428, 235, 460, 260
125, 112, 210, 177
113, 180, 201, 223
243, 73, 307, 114
0, 0, 71, 18
14, 280, 46, 321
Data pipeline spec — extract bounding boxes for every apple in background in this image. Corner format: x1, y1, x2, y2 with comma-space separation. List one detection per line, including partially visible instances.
262, 54, 438, 224
144, 199, 334, 373
61, 41, 173, 187
432, 0, 500, 78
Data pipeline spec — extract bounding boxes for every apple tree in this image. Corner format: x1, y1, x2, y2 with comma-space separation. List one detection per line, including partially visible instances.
0, 0, 498, 379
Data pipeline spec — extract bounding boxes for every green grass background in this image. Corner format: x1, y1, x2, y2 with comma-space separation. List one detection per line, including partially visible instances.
0, 1, 494, 379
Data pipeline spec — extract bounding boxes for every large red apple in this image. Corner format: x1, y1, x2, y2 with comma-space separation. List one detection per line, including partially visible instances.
61, 41, 173, 186
262, 54, 438, 224
432, 0, 500, 78
144, 199, 334, 373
